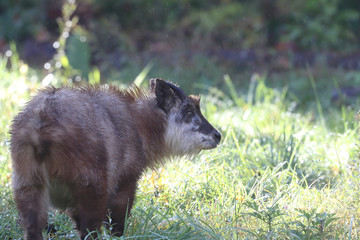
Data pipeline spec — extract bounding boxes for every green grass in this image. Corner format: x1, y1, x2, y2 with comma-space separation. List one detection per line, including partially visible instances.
1, 53, 360, 239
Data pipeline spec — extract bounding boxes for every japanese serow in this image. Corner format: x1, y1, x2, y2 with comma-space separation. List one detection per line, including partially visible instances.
10, 78, 221, 240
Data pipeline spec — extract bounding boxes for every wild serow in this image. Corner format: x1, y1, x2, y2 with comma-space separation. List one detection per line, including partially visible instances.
10, 78, 221, 240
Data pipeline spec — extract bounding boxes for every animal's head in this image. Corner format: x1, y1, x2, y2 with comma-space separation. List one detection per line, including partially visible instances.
150, 78, 221, 156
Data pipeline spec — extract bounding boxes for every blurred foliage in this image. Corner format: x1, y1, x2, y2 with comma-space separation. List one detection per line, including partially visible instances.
34, 1, 93, 85
0, 0, 47, 41
0, 0, 359, 57
280, 0, 360, 50
66, 34, 90, 77
93, 0, 189, 31
177, 2, 265, 49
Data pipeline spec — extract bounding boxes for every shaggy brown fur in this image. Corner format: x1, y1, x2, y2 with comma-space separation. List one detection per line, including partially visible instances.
10, 78, 221, 240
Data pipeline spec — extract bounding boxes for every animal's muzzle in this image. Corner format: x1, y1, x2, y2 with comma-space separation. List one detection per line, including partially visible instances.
213, 130, 221, 144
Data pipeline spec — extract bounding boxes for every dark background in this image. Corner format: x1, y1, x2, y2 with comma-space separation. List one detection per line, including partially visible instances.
1, 0, 360, 68
1, 0, 360, 111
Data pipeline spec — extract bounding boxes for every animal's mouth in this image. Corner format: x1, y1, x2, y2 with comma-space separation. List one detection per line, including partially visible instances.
203, 145, 217, 150
201, 139, 220, 150
201, 130, 221, 150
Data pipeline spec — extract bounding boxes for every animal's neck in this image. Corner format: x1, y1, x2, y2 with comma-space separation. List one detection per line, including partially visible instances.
131, 99, 169, 167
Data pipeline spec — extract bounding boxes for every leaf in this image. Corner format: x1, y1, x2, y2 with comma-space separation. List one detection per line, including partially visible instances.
60, 55, 69, 69
66, 34, 90, 79
89, 67, 101, 85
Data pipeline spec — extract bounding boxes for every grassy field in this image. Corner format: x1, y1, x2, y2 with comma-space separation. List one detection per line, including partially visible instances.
0, 52, 360, 240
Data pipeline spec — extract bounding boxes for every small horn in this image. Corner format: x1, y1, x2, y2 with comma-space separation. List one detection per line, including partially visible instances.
166, 82, 186, 101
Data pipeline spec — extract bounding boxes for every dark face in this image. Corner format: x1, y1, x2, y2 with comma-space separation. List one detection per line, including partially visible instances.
163, 95, 221, 155
176, 96, 221, 150
152, 78, 221, 155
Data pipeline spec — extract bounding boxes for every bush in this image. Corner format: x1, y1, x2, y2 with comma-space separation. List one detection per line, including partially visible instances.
0, 0, 359, 57
280, 0, 360, 50
0, 0, 47, 41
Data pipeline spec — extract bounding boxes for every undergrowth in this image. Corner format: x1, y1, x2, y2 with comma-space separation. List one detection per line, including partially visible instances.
0, 50, 360, 239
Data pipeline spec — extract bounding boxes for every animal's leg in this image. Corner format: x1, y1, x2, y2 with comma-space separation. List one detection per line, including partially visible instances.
108, 180, 137, 236
14, 184, 48, 240
72, 185, 108, 239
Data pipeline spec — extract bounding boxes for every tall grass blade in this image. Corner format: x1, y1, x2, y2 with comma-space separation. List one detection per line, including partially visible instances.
247, 73, 258, 105
224, 74, 244, 107
133, 63, 153, 86
348, 215, 353, 240
88, 67, 101, 85
307, 66, 325, 126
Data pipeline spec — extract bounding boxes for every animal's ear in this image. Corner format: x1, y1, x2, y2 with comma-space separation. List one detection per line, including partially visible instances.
150, 78, 183, 113
150, 78, 157, 93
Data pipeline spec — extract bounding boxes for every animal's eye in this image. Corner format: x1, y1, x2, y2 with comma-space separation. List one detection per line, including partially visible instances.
187, 111, 193, 118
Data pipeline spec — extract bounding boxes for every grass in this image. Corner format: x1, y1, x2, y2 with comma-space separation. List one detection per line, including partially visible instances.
0, 51, 360, 239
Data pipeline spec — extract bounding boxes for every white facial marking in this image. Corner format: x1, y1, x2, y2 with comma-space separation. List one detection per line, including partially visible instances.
164, 112, 217, 156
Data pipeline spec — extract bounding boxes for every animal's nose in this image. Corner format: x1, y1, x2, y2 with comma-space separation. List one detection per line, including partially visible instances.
213, 130, 221, 143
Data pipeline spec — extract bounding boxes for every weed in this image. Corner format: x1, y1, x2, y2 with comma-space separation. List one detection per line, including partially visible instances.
1, 49, 360, 238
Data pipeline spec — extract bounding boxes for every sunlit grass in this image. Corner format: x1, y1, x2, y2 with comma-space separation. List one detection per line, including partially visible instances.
0, 53, 359, 239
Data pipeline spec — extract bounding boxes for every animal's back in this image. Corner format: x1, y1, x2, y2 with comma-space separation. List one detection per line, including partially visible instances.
10, 86, 139, 191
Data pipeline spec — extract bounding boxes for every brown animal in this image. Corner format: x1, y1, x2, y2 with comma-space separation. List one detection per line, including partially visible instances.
10, 78, 221, 240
